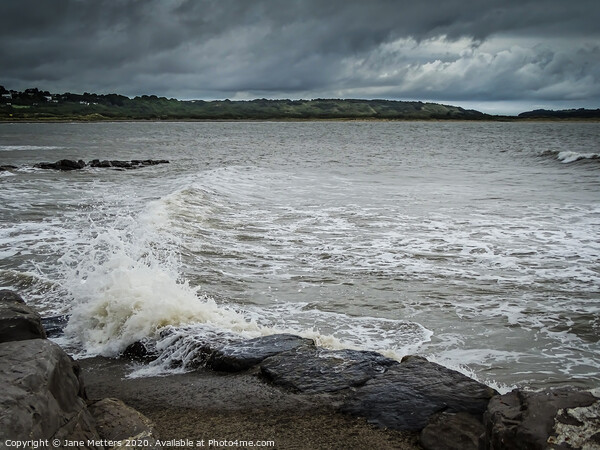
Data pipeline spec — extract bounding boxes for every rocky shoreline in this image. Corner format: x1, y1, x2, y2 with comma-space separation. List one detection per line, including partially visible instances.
0, 159, 169, 172
1, 289, 598, 449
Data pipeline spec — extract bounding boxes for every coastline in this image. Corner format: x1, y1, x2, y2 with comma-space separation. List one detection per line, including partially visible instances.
2, 117, 600, 124
78, 356, 420, 449
2, 289, 600, 449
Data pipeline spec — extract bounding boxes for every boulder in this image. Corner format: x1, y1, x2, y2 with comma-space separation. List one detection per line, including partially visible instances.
260, 346, 398, 393
207, 333, 314, 372
121, 340, 159, 362
0, 289, 46, 342
88, 159, 169, 170
0, 339, 101, 446
89, 159, 113, 168
420, 412, 485, 450
340, 356, 497, 431
0, 164, 17, 171
482, 387, 600, 450
131, 159, 169, 166
88, 398, 160, 449
35, 159, 86, 170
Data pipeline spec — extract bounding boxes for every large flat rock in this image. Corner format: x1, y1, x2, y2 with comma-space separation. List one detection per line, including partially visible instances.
207, 333, 314, 372
341, 356, 497, 431
260, 346, 398, 393
0, 289, 46, 342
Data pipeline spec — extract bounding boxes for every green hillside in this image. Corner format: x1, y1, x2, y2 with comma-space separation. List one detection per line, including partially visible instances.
0, 87, 489, 121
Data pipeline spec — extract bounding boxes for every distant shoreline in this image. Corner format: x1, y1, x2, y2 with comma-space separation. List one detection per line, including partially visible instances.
3, 88, 599, 122
2, 117, 600, 124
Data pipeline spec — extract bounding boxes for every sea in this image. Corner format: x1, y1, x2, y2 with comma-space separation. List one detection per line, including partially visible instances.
1, 121, 598, 392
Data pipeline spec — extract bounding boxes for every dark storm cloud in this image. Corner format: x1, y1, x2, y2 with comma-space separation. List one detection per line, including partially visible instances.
1, 0, 599, 112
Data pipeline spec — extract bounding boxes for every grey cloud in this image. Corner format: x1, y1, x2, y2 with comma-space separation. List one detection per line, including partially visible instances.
1, 0, 599, 112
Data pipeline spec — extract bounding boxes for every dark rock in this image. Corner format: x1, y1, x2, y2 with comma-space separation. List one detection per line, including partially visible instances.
109, 160, 134, 169
89, 159, 112, 168
0, 164, 17, 171
0, 339, 101, 446
420, 412, 485, 450
260, 346, 398, 393
41, 314, 70, 338
35, 159, 86, 170
207, 333, 314, 372
89, 159, 169, 170
482, 387, 599, 450
122, 340, 159, 362
340, 355, 497, 431
0, 289, 47, 342
88, 398, 160, 448
131, 159, 169, 166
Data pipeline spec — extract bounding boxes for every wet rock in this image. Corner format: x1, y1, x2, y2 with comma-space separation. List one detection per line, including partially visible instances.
260, 346, 398, 393
420, 412, 485, 450
122, 340, 159, 362
89, 159, 170, 169
35, 159, 86, 170
0, 289, 46, 342
482, 387, 599, 450
341, 356, 497, 431
0, 339, 101, 445
88, 398, 160, 449
89, 159, 112, 168
131, 159, 170, 166
551, 396, 600, 449
41, 314, 70, 338
207, 333, 314, 372
0, 164, 17, 171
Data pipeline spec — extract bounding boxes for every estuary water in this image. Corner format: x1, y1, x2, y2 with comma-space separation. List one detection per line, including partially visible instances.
0, 121, 598, 390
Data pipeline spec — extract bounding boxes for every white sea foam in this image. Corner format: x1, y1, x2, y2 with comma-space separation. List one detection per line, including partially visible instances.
556, 151, 600, 163
0, 145, 63, 151
3, 122, 599, 389
58, 213, 265, 357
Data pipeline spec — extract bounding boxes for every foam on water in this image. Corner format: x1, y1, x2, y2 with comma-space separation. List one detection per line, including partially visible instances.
2, 121, 599, 389
540, 149, 600, 164
58, 216, 266, 357
0, 145, 64, 151
245, 302, 432, 357
557, 151, 600, 163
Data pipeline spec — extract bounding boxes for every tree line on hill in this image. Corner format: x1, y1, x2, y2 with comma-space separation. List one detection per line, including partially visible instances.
1, 86, 598, 121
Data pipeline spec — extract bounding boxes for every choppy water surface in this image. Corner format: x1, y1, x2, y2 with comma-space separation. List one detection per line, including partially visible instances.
1, 121, 598, 390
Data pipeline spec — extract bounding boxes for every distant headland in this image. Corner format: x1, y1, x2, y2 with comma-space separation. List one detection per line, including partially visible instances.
1, 86, 599, 121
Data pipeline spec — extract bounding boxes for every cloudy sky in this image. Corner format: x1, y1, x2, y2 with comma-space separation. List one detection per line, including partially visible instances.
1, 0, 599, 114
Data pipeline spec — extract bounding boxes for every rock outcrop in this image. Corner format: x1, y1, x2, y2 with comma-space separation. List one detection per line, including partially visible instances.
0, 339, 100, 445
88, 398, 160, 450
35, 159, 86, 170
0, 291, 159, 448
89, 159, 169, 169
260, 346, 398, 393
0, 289, 46, 342
3, 289, 598, 450
207, 333, 314, 372
340, 355, 497, 431
30, 159, 170, 171
483, 387, 600, 450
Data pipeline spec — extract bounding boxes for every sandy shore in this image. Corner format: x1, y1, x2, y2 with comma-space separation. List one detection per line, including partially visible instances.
79, 357, 421, 450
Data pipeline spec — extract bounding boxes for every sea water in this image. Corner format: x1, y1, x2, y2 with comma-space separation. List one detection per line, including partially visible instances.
0, 121, 598, 390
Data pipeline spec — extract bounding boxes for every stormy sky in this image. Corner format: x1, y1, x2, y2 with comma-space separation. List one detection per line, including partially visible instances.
1, 0, 599, 114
